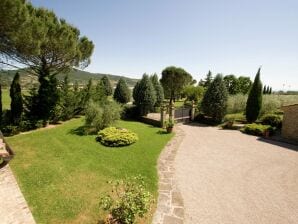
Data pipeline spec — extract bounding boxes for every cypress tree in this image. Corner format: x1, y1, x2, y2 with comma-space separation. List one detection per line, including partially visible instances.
201, 74, 228, 123
135, 74, 157, 116
266, 86, 270, 94
204, 70, 213, 88
246, 67, 263, 123
269, 87, 272, 94
100, 75, 113, 96
263, 85, 267, 94
10, 72, 23, 124
150, 74, 164, 107
133, 81, 141, 104
93, 80, 107, 103
113, 78, 130, 104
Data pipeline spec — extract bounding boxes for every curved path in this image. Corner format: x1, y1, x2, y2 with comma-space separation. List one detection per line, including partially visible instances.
174, 124, 298, 224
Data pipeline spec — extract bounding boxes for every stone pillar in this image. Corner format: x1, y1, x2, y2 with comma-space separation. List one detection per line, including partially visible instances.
191, 100, 196, 121
169, 103, 175, 122
160, 105, 167, 128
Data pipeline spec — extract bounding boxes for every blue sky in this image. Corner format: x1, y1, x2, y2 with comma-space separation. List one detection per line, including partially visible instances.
31, 0, 298, 90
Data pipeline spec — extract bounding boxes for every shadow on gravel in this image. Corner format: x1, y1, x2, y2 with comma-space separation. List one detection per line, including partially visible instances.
257, 138, 298, 152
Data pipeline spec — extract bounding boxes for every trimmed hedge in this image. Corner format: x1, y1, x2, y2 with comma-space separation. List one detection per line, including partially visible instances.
97, 127, 138, 147
242, 123, 274, 136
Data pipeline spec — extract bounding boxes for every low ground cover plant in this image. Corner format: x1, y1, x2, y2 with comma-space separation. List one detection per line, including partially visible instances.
97, 127, 138, 147
99, 175, 153, 224
242, 123, 274, 136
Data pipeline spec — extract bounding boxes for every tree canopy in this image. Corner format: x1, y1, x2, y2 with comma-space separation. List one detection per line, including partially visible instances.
160, 66, 192, 103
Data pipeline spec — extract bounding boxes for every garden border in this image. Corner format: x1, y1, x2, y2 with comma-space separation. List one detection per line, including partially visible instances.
152, 125, 185, 224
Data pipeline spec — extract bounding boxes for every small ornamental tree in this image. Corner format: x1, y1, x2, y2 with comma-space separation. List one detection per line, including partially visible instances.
160, 66, 192, 104
246, 67, 263, 123
201, 74, 228, 123
134, 74, 156, 116
10, 72, 23, 124
150, 74, 164, 107
101, 75, 113, 96
113, 78, 130, 104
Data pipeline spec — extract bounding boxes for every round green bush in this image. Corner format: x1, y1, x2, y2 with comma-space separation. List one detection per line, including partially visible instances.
261, 114, 282, 128
97, 127, 138, 147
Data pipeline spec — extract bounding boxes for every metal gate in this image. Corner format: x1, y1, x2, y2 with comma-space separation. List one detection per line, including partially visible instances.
174, 107, 191, 122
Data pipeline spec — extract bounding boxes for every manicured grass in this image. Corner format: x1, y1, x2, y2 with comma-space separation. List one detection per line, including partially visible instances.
7, 118, 173, 223
2, 88, 10, 109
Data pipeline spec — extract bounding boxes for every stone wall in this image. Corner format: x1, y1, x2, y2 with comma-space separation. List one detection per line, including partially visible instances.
282, 104, 298, 142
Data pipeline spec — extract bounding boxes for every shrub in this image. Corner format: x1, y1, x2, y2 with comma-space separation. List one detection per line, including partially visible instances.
2, 125, 20, 136
99, 175, 153, 224
224, 113, 245, 122
242, 123, 274, 136
261, 114, 282, 128
121, 105, 139, 120
85, 101, 122, 132
97, 127, 138, 147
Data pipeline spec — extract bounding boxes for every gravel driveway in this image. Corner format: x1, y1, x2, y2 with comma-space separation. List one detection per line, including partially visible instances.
174, 124, 298, 224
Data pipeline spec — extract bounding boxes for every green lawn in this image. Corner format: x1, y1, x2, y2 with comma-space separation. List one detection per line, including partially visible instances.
2, 88, 10, 109
7, 118, 173, 223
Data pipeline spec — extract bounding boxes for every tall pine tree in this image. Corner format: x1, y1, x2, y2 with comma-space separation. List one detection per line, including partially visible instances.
201, 74, 228, 123
100, 75, 113, 96
246, 67, 263, 123
10, 72, 23, 124
113, 78, 130, 104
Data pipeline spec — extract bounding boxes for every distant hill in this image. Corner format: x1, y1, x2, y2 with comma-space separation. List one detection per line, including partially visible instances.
0, 68, 138, 88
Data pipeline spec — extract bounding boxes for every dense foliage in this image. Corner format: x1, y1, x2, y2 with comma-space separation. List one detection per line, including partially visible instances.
99, 176, 152, 224
114, 78, 131, 104
10, 72, 23, 124
150, 74, 164, 107
201, 74, 228, 123
85, 101, 122, 132
101, 75, 113, 96
261, 114, 282, 128
0, 0, 94, 122
97, 127, 138, 147
183, 85, 204, 103
133, 74, 156, 116
242, 123, 273, 136
160, 66, 192, 103
246, 68, 263, 123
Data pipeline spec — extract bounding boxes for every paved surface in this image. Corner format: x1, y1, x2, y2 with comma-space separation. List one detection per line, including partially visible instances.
175, 124, 298, 224
152, 126, 185, 224
0, 165, 35, 224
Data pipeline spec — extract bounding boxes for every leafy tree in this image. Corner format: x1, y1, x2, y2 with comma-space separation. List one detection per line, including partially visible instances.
134, 74, 156, 116
223, 75, 239, 95
100, 75, 113, 96
246, 68, 263, 123
183, 85, 204, 103
0, 1, 94, 121
201, 74, 228, 123
150, 74, 164, 107
113, 78, 130, 104
10, 72, 23, 124
160, 66, 192, 104
238, 76, 252, 94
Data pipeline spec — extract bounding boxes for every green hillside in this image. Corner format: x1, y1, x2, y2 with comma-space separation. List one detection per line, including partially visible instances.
0, 68, 138, 88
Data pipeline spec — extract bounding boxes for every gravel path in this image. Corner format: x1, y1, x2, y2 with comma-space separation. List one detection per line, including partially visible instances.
0, 165, 35, 224
174, 124, 298, 224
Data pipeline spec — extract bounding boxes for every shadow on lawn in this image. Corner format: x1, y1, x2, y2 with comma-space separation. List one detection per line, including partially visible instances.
68, 125, 97, 136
